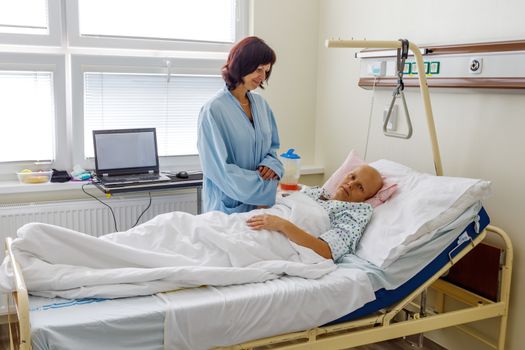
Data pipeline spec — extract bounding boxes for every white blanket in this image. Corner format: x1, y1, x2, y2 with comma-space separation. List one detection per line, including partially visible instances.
163, 268, 375, 350
0, 192, 336, 299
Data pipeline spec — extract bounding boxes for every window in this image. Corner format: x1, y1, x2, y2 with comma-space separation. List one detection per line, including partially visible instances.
0, 0, 61, 46
0, 0, 247, 178
0, 53, 66, 176
83, 72, 223, 157
78, 0, 236, 43
0, 0, 48, 35
68, 0, 248, 51
0, 71, 55, 162
71, 55, 225, 170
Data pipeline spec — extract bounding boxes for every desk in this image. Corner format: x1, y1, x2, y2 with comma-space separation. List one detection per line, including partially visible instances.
93, 173, 203, 214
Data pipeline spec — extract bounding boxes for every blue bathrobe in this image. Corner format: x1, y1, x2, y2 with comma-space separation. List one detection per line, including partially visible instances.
197, 86, 283, 214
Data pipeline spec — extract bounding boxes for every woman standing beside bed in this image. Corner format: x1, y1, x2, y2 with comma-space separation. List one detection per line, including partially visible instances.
197, 36, 283, 214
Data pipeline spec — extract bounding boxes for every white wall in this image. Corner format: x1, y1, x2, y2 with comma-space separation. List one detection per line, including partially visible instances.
250, 0, 320, 167
315, 1, 525, 349
253, 0, 524, 348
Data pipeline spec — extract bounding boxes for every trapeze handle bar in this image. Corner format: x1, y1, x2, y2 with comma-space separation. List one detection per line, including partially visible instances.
326, 39, 443, 176
384, 91, 413, 139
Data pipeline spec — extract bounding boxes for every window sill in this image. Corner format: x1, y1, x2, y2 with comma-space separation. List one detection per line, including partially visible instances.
0, 180, 90, 195
0, 165, 324, 196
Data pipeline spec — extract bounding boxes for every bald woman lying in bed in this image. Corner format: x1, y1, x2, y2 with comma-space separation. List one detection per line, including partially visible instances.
248, 164, 383, 261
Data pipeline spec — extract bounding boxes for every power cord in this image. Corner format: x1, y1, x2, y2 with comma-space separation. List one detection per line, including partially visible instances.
82, 182, 119, 232
81, 182, 153, 232
132, 192, 152, 228
363, 75, 379, 161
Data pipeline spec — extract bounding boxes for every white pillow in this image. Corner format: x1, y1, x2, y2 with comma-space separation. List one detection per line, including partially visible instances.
355, 159, 491, 268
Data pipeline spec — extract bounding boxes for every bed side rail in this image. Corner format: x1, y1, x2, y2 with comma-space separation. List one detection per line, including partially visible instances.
5, 237, 31, 350
217, 225, 513, 350
380, 228, 488, 324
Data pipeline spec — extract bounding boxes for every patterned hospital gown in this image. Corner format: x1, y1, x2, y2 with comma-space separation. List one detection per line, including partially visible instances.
301, 187, 373, 261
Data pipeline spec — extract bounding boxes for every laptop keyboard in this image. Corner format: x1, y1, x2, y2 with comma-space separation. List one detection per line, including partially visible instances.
100, 174, 168, 186
103, 174, 160, 183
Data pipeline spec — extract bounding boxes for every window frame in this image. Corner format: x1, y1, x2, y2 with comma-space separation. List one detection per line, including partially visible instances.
0, 53, 66, 177
0, 0, 62, 46
71, 54, 225, 172
66, 0, 249, 52
0, 0, 249, 180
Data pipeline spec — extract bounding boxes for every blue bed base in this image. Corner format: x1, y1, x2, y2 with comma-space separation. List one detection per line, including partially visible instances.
332, 206, 490, 324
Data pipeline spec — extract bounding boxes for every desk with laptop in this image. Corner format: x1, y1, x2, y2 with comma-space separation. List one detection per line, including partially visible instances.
91, 128, 203, 214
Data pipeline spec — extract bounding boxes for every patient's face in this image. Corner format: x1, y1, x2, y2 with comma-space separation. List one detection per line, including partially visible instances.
331, 165, 383, 203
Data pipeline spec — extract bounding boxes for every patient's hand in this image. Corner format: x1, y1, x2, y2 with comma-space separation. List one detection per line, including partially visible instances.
247, 214, 333, 259
246, 214, 288, 232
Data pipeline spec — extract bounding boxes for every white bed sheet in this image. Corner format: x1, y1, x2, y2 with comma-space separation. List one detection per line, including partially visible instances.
340, 201, 483, 291
23, 201, 484, 350
30, 295, 167, 350
2, 192, 335, 299
29, 267, 373, 350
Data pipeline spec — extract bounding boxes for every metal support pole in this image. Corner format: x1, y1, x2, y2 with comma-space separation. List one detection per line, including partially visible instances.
326, 39, 443, 176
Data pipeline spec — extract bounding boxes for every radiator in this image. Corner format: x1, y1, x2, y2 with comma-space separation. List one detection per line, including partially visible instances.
0, 192, 197, 312
0, 192, 198, 260
0, 192, 197, 313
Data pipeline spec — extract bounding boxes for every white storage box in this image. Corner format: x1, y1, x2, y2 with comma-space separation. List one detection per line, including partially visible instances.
17, 170, 53, 184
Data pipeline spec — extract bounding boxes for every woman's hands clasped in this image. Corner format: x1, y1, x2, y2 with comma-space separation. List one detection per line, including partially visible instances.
258, 166, 278, 180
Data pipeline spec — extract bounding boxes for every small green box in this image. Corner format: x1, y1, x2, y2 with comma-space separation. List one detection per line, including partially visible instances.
403, 62, 411, 74
429, 61, 440, 74
424, 62, 431, 74
410, 62, 418, 75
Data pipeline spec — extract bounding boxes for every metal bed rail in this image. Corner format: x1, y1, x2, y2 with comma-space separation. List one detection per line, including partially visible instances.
5, 237, 31, 350
217, 225, 512, 350
4, 225, 513, 350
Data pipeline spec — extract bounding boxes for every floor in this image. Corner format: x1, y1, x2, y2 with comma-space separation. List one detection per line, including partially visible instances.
0, 323, 11, 348
352, 335, 446, 349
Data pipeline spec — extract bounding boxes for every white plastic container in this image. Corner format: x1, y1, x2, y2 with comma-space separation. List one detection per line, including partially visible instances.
279, 149, 301, 191
16, 170, 52, 184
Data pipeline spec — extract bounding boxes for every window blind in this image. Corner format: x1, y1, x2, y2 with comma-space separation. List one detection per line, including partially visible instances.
84, 72, 223, 158
0, 71, 55, 163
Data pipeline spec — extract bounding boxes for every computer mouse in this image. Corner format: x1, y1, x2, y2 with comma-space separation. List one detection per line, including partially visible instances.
176, 171, 189, 179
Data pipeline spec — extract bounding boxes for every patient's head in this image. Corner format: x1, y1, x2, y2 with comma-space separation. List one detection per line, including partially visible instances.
331, 165, 383, 203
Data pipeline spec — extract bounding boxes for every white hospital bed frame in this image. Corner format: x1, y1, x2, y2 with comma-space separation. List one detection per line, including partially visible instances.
4, 40, 514, 349
217, 225, 513, 350
5, 225, 513, 350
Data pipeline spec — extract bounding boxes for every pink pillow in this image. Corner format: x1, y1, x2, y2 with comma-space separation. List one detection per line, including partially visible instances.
322, 150, 398, 207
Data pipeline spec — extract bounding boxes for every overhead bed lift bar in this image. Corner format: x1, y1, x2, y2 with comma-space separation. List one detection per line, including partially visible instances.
326, 39, 443, 177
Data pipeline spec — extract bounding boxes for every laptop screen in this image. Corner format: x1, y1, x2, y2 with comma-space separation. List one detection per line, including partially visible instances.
93, 128, 160, 176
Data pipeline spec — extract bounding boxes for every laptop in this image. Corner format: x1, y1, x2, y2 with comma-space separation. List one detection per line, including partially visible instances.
93, 128, 170, 187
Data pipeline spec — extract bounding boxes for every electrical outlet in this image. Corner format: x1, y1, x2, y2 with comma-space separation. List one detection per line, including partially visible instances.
367, 61, 386, 77
469, 57, 483, 74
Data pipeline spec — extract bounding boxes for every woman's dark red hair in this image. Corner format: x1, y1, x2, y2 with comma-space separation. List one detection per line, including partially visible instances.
222, 36, 276, 90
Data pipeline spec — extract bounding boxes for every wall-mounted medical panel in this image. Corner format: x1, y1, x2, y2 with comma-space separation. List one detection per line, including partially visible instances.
357, 40, 525, 90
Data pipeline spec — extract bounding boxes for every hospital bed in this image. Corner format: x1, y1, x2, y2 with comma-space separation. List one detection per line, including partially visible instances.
3, 201, 513, 350
3, 38, 514, 349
